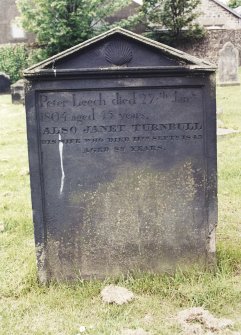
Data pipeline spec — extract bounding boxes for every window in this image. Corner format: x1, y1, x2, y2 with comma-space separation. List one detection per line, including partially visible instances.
11, 22, 25, 39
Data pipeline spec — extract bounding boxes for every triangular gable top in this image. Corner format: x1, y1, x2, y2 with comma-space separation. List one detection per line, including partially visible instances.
24, 27, 215, 75
211, 0, 241, 19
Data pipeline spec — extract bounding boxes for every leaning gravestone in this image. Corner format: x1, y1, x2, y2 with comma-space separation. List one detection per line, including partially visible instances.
218, 42, 240, 86
0, 72, 11, 93
24, 28, 217, 282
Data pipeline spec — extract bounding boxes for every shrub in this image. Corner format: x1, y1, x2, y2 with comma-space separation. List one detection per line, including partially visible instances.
0, 44, 29, 83
141, 0, 205, 46
0, 44, 46, 83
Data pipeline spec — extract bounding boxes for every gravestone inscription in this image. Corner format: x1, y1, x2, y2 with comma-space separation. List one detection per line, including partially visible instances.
24, 28, 217, 282
218, 42, 240, 86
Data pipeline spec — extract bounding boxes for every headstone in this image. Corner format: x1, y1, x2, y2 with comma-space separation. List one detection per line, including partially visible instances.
23, 28, 217, 283
11, 79, 25, 104
0, 72, 10, 93
218, 42, 240, 86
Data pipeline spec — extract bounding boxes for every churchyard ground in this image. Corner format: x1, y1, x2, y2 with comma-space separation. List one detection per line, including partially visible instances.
0, 81, 241, 334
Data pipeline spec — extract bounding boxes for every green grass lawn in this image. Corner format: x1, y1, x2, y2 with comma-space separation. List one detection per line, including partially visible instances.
0, 84, 241, 334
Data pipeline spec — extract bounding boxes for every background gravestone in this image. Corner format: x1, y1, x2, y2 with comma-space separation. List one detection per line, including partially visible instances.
11, 79, 25, 104
0, 72, 11, 93
218, 42, 240, 86
24, 28, 217, 282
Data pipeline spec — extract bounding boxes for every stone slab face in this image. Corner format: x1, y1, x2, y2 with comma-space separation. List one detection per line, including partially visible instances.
24, 29, 217, 282
218, 42, 240, 86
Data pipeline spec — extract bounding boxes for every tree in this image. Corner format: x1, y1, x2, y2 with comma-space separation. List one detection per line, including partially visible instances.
140, 0, 204, 45
17, 0, 133, 58
228, 0, 241, 8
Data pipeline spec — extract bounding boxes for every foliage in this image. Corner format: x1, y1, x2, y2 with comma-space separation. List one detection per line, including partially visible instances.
141, 0, 205, 45
0, 44, 29, 83
228, 0, 241, 8
17, 0, 136, 58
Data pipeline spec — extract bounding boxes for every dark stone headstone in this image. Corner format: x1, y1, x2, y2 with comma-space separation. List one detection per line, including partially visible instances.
11, 79, 25, 104
24, 28, 217, 283
0, 72, 10, 93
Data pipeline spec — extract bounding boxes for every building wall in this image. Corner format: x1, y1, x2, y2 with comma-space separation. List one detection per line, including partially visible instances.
0, 0, 34, 44
103, 2, 145, 33
197, 0, 241, 29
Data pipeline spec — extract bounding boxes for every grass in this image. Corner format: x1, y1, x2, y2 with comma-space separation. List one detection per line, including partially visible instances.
0, 82, 241, 334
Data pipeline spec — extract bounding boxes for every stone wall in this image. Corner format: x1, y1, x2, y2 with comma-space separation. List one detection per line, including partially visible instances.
176, 29, 241, 65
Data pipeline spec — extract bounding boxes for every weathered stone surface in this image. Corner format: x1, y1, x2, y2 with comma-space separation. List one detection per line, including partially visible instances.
177, 307, 234, 334
101, 285, 134, 305
24, 28, 217, 282
0, 72, 10, 93
218, 42, 240, 86
11, 79, 25, 104
176, 29, 241, 66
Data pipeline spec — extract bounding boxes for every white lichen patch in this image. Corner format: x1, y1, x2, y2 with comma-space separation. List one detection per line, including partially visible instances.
101, 285, 134, 305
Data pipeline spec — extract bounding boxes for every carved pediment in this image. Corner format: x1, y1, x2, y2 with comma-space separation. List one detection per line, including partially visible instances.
24, 28, 214, 75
